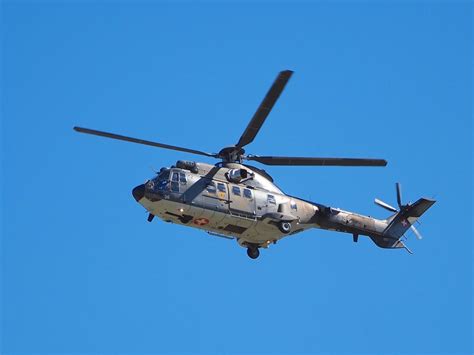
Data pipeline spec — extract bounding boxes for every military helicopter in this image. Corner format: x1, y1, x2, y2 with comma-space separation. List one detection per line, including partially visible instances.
74, 70, 435, 259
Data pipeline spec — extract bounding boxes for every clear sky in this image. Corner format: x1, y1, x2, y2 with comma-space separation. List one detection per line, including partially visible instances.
2, 1, 472, 354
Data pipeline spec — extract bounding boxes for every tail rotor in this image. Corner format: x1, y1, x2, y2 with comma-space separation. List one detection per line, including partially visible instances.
374, 183, 423, 240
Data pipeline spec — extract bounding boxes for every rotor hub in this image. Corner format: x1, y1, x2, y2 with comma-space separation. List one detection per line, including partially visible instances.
218, 146, 245, 163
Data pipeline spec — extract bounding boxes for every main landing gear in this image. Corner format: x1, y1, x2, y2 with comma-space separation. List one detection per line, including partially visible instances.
278, 221, 291, 234
246, 246, 260, 259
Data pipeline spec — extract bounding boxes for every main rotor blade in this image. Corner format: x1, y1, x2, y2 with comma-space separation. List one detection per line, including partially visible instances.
374, 198, 398, 213
73, 127, 217, 158
246, 156, 388, 166
236, 70, 293, 148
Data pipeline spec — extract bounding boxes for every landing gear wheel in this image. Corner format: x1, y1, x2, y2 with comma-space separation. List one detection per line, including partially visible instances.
279, 221, 292, 234
247, 247, 260, 259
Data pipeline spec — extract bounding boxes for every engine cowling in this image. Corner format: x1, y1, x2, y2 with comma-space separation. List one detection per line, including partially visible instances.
176, 160, 198, 173
226, 168, 248, 183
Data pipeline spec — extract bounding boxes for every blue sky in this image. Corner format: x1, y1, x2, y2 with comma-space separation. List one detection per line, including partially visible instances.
2, 1, 472, 353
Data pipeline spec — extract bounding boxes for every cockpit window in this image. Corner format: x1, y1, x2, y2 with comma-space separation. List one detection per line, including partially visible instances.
171, 172, 179, 182
267, 194, 276, 205
170, 171, 180, 192
179, 172, 187, 184
154, 169, 170, 191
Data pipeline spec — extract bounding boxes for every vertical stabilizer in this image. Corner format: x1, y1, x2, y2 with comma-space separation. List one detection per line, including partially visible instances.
383, 197, 436, 239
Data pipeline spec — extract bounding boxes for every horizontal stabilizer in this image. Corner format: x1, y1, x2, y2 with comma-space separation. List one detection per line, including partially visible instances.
404, 198, 436, 217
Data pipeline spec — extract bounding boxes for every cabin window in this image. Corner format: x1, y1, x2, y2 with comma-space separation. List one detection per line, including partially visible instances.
179, 172, 187, 185
206, 182, 216, 193
217, 183, 226, 192
290, 200, 297, 211
243, 188, 252, 199
232, 186, 241, 196
267, 194, 276, 205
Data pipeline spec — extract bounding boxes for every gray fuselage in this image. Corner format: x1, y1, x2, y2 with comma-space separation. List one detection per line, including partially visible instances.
132, 161, 393, 250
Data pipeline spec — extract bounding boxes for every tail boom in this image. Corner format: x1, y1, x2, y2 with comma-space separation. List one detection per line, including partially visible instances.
312, 197, 435, 252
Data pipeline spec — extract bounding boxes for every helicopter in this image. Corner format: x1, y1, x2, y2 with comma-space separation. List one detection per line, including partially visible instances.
74, 70, 435, 259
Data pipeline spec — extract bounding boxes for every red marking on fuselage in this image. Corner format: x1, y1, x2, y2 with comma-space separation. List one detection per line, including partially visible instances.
193, 218, 209, 226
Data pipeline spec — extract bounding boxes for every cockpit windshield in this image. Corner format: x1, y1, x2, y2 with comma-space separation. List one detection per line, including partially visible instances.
156, 169, 170, 182
151, 168, 170, 191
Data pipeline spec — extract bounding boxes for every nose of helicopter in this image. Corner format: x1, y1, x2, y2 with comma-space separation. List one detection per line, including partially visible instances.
132, 184, 146, 202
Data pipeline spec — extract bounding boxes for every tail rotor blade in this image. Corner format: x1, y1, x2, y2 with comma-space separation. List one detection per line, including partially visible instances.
410, 225, 423, 240
396, 182, 403, 208
374, 198, 398, 213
